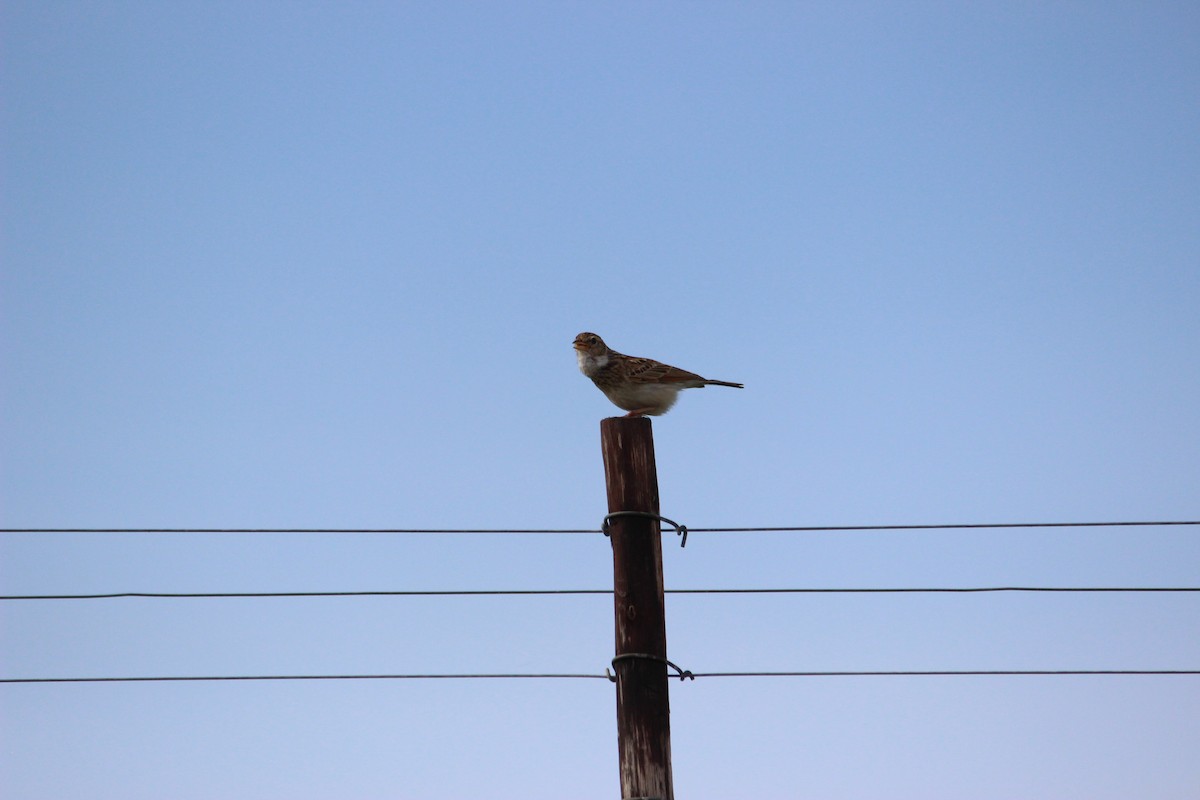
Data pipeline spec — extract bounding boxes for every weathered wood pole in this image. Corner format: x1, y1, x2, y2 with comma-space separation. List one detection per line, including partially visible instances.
600, 416, 674, 800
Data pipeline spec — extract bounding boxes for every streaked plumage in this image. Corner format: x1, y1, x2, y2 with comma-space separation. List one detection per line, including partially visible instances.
573, 332, 743, 416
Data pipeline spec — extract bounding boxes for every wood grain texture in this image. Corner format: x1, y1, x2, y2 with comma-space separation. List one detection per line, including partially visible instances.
601, 416, 674, 800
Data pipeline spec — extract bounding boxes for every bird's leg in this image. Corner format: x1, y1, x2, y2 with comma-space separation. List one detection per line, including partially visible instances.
623, 409, 652, 417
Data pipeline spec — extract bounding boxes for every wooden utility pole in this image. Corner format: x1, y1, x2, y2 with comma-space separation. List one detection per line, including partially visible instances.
600, 416, 674, 800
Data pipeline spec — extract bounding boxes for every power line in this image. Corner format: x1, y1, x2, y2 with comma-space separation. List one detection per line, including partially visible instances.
673, 586, 1200, 594
0, 589, 614, 600
2, 520, 1197, 534
0, 528, 598, 534
695, 520, 1200, 532
689, 670, 1200, 678
4, 669, 1198, 685
3, 586, 1199, 601
0, 671, 614, 686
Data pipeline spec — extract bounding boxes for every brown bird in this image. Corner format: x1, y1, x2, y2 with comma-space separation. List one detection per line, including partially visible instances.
573, 332, 743, 416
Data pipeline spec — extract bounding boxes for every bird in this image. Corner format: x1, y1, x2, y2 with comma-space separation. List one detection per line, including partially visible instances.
573, 332, 743, 416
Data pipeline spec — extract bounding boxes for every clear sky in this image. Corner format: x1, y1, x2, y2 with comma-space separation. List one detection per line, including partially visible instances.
2, 2, 1198, 798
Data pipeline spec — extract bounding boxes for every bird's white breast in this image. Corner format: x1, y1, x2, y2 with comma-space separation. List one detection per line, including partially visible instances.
577, 350, 608, 377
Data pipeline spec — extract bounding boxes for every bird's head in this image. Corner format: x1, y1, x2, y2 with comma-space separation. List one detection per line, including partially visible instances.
573, 332, 608, 355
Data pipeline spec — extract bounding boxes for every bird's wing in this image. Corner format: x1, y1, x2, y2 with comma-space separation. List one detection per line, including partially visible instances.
625, 357, 706, 385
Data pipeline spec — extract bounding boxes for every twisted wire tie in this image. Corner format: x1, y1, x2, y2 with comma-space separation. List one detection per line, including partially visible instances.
606, 653, 695, 683
602, 512, 689, 548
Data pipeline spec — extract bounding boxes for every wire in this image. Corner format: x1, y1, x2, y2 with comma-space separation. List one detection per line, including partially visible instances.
672, 587, 1200, 594
0, 589, 606, 600
4, 669, 1197, 685
694, 521, 1200, 532
3, 586, 1199, 601
691, 670, 1200, 677
1, 520, 1196, 534
0, 528, 598, 534
0, 673, 609, 684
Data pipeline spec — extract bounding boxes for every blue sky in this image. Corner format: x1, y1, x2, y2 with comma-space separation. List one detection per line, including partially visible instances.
2, 2, 1198, 798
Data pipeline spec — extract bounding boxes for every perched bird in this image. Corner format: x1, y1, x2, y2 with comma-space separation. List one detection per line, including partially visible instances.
573, 332, 743, 416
